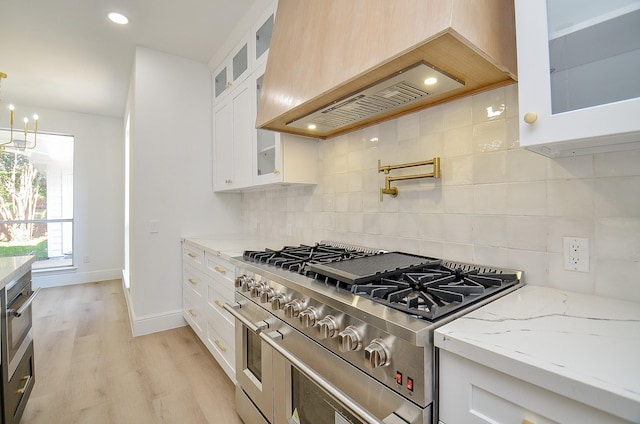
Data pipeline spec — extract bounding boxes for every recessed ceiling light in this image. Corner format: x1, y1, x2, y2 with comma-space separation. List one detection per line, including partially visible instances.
307, 124, 317, 130
424, 77, 438, 85
108, 12, 129, 25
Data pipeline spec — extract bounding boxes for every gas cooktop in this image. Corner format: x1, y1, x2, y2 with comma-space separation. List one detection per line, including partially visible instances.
242, 242, 522, 322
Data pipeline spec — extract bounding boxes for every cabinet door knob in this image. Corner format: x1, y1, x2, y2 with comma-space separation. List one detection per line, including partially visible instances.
214, 266, 227, 275
214, 339, 227, 352
188, 278, 197, 286
273, 168, 280, 174
524, 112, 538, 124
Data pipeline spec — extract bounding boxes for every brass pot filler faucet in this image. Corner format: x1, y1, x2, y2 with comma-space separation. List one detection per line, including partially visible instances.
378, 157, 441, 201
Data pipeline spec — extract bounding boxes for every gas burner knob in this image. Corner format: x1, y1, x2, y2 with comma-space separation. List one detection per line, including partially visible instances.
317, 315, 338, 339
299, 307, 319, 328
337, 326, 362, 352
239, 276, 254, 292
364, 339, 390, 370
283, 300, 303, 318
250, 282, 266, 298
271, 294, 287, 311
259, 287, 276, 303
234, 275, 245, 289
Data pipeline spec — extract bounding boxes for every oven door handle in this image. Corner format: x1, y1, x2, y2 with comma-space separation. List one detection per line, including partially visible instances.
9, 287, 41, 317
223, 302, 268, 333
260, 330, 385, 424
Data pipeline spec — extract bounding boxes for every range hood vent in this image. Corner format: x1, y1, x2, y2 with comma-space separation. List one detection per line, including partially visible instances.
286, 62, 464, 134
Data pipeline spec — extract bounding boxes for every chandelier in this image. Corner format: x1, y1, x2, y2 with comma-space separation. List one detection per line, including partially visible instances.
0, 72, 39, 150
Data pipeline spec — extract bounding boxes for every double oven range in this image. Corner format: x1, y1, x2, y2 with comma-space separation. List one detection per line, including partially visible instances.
225, 242, 523, 424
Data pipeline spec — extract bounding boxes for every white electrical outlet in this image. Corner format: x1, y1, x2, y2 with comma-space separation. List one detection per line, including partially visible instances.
563, 237, 590, 272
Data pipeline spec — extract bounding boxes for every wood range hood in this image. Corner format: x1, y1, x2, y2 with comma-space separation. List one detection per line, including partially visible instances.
256, 0, 518, 139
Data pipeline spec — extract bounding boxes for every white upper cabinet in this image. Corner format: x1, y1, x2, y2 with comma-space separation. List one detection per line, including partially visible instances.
211, 0, 318, 192
213, 36, 251, 101
252, 3, 275, 67
516, 0, 640, 157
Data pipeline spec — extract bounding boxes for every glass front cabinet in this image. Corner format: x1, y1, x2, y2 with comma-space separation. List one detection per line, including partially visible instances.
515, 0, 640, 157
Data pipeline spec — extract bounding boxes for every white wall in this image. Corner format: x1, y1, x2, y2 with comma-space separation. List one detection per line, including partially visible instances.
0, 104, 125, 287
242, 85, 640, 303
127, 47, 242, 336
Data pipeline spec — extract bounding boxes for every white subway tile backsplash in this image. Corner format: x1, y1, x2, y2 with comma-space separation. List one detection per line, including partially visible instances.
442, 155, 474, 186
547, 179, 594, 218
444, 185, 474, 214
472, 87, 506, 124
506, 148, 547, 182
473, 151, 507, 184
594, 149, 640, 177
443, 214, 473, 244
472, 215, 507, 247
506, 181, 547, 216
473, 183, 508, 215
397, 113, 421, 141
472, 120, 507, 153
546, 217, 594, 253
595, 176, 640, 217
507, 250, 548, 286
507, 216, 548, 251
442, 242, 474, 263
547, 155, 594, 179
443, 97, 472, 129
595, 217, 640, 261
548, 253, 595, 293
419, 104, 444, 135
595, 260, 640, 303
419, 213, 444, 241
241, 86, 640, 299
442, 126, 474, 157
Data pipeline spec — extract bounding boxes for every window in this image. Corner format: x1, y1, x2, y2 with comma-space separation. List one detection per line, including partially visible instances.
0, 130, 74, 269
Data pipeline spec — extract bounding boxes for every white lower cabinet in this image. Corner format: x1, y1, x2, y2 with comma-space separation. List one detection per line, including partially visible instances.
182, 241, 236, 383
438, 350, 629, 424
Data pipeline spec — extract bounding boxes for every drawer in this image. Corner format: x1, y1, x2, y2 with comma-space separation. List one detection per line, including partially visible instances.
183, 243, 205, 270
438, 350, 629, 424
207, 280, 234, 320
5, 341, 35, 424
205, 312, 235, 372
206, 287, 235, 334
183, 287, 204, 336
204, 252, 235, 283
183, 265, 207, 298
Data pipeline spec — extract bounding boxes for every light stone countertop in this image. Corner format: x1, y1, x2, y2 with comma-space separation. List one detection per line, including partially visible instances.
0, 255, 36, 290
434, 285, 640, 423
182, 234, 288, 261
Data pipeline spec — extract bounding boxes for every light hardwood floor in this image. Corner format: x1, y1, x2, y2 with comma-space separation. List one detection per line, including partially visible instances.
21, 280, 243, 424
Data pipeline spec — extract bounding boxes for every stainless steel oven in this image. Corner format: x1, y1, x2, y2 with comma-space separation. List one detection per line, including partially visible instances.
3, 268, 40, 424
229, 242, 523, 424
225, 295, 274, 424
226, 293, 420, 424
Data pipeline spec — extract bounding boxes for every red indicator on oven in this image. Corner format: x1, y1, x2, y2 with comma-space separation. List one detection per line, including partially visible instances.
395, 371, 402, 385
407, 377, 414, 392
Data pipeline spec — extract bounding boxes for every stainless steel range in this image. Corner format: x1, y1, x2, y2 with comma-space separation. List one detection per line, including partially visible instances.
224, 242, 523, 424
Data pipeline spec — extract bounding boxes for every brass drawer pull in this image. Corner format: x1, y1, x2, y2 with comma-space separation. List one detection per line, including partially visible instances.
188, 278, 197, 285
187, 253, 197, 259
16, 375, 31, 395
214, 339, 227, 352
188, 309, 198, 318
214, 266, 227, 275
214, 300, 224, 309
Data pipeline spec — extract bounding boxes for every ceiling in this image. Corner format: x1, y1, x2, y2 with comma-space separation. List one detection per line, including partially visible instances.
0, 0, 257, 119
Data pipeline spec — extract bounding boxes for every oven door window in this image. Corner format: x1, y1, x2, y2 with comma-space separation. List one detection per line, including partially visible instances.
246, 328, 262, 382
291, 367, 363, 424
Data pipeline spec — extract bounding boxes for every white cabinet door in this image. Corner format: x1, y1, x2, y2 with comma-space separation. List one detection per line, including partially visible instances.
213, 79, 253, 191
515, 0, 640, 157
213, 100, 233, 190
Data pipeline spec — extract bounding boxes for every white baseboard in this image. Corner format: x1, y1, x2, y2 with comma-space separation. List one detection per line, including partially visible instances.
32, 268, 122, 288
121, 281, 187, 337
